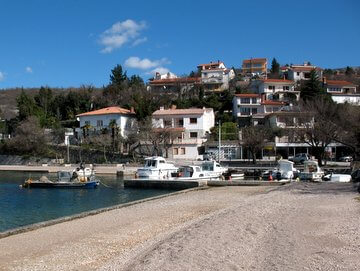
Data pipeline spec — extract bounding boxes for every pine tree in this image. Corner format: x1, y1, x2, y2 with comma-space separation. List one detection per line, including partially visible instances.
270, 58, 280, 75
300, 69, 328, 102
110, 64, 128, 86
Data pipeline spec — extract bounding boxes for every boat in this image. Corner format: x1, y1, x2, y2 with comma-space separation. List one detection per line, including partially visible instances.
323, 173, 352, 183
175, 165, 221, 181
262, 160, 298, 180
201, 160, 228, 178
22, 165, 100, 188
136, 156, 178, 179
223, 169, 245, 181
299, 160, 324, 181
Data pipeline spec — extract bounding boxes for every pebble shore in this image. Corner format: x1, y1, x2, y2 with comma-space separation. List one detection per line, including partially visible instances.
0, 183, 359, 270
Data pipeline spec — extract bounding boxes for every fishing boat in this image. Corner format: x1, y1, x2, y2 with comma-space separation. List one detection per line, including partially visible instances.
262, 160, 298, 180
299, 160, 324, 181
22, 165, 100, 188
201, 160, 228, 177
136, 156, 178, 179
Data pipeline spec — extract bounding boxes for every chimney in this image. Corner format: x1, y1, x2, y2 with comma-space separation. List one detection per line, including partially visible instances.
130, 107, 135, 113
171, 104, 177, 110
261, 93, 266, 103
322, 76, 327, 85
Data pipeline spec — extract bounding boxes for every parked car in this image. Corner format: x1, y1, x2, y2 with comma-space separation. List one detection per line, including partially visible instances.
339, 156, 353, 162
288, 153, 311, 164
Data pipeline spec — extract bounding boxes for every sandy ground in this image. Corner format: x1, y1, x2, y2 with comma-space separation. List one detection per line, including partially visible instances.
0, 183, 359, 271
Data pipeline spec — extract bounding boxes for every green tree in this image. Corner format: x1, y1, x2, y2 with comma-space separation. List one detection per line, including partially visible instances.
110, 64, 128, 86
129, 75, 144, 88
16, 90, 36, 121
345, 66, 355, 76
299, 69, 328, 102
270, 58, 280, 75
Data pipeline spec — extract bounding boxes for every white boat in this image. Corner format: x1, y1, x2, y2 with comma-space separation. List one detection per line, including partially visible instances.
299, 160, 324, 181
323, 173, 352, 183
176, 165, 221, 181
262, 160, 298, 180
137, 157, 178, 179
201, 160, 228, 178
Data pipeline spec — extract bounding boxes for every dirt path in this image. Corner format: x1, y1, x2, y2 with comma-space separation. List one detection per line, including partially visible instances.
0, 183, 359, 271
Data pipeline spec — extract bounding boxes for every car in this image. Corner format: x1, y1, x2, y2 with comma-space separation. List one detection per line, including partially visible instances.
339, 156, 353, 162
288, 153, 311, 164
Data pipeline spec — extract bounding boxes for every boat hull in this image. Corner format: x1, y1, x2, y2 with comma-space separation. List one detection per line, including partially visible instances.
23, 181, 99, 189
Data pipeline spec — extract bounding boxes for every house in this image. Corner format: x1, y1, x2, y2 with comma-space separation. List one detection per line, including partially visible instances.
250, 78, 298, 102
197, 61, 235, 91
232, 93, 285, 126
76, 106, 137, 139
148, 77, 201, 92
323, 79, 360, 105
242, 58, 267, 75
285, 62, 323, 82
152, 105, 215, 159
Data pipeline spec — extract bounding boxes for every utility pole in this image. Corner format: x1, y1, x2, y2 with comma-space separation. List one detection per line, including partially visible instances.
218, 120, 221, 163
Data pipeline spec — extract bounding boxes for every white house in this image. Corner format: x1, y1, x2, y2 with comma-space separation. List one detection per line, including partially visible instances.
285, 63, 323, 82
232, 94, 285, 126
76, 106, 137, 138
197, 61, 235, 91
250, 78, 298, 101
323, 79, 359, 105
152, 105, 215, 159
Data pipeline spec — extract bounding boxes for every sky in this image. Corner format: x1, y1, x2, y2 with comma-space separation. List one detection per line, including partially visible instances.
0, 0, 359, 89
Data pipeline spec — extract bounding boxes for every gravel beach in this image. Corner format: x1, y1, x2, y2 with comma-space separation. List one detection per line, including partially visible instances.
0, 183, 359, 271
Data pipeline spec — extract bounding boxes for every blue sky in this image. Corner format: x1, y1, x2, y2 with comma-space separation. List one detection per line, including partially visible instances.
0, 0, 359, 89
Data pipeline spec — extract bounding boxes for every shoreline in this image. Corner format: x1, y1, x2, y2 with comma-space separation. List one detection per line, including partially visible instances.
0, 186, 207, 239
0, 183, 359, 270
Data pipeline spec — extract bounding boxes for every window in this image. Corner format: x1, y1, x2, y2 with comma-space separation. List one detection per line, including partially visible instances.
164, 120, 172, 127
180, 148, 186, 155
283, 86, 289, 91
252, 98, 257, 104
85, 121, 90, 126
268, 85, 275, 90
97, 120, 103, 127
252, 108, 257, 114
173, 148, 179, 155
241, 98, 250, 104
190, 132, 198, 138
240, 108, 251, 115
177, 119, 184, 127
304, 73, 311, 79
296, 72, 300, 76
190, 118, 197, 124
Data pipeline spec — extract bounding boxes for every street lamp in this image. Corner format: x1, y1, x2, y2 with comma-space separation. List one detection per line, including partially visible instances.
218, 120, 221, 163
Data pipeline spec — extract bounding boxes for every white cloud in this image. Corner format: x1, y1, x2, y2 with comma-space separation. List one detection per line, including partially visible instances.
124, 56, 170, 70
132, 37, 147, 46
0, 72, 4, 81
150, 67, 170, 75
25, 66, 33, 73
99, 19, 147, 53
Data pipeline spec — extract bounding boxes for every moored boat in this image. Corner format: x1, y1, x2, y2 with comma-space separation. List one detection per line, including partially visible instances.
136, 156, 178, 179
22, 165, 100, 188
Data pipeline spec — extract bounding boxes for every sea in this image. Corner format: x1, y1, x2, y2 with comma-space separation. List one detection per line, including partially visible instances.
0, 171, 177, 233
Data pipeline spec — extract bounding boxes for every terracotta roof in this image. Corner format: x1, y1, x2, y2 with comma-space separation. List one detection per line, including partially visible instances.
262, 79, 294, 84
150, 77, 200, 85
290, 66, 322, 71
261, 100, 286, 106
153, 108, 212, 116
234, 94, 260, 98
242, 58, 267, 64
280, 66, 288, 70
197, 62, 224, 67
76, 106, 135, 117
326, 80, 357, 86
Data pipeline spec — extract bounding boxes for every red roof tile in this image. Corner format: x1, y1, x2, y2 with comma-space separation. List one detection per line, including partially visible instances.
261, 100, 286, 105
262, 79, 294, 84
153, 108, 212, 116
326, 80, 357, 86
150, 77, 200, 85
76, 106, 135, 117
242, 58, 267, 64
234, 94, 260, 98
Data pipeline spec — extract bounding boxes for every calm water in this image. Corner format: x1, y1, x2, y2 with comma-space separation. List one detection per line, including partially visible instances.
0, 171, 177, 232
